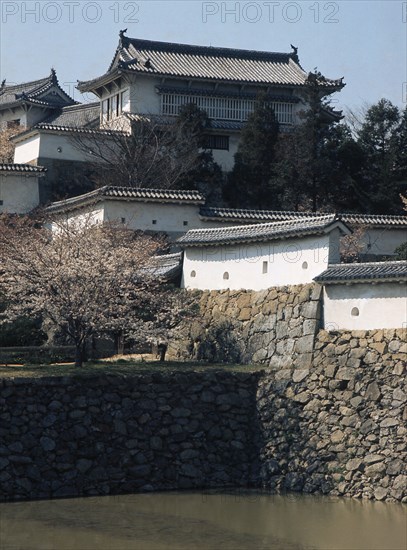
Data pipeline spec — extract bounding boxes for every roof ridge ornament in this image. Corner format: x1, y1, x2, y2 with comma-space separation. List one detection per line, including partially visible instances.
119, 28, 129, 48
290, 44, 299, 63
50, 67, 58, 84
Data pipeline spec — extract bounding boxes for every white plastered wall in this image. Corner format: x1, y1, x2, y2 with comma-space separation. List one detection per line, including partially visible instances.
104, 200, 207, 237
182, 233, 332, 291
322, 283, 407, 330
0, 173, 40, 213
51, 207, 104, 233
13, 134, 41, 163
14, 132, 97, 164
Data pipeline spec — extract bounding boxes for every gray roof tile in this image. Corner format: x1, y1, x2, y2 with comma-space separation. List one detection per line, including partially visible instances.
46, 186, 206, 214
0, 70, 76, 109
41, 103, 100, 128
0, 163, 46, 173
78, 37, 344, 90
314, 261, 407, 283
178, 214, 349, 247
147, 252, 183, 280
199, 207, 407, 227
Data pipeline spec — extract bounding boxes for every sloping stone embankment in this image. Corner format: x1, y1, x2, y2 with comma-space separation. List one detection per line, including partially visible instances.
169, 284, 321, 369
256, 329, 406, 502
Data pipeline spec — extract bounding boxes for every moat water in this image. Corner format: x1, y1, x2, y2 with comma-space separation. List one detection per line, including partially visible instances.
0, 491, 405, 550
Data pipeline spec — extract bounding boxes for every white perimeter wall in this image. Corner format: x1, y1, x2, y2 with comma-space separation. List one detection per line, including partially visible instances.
104, 200, 206, 237
0, 174, 40, 213
15, 133, 95, 164
323, 283, 407, 330
182, 234, 332, 291
51, 207, 104, 233
13, 134, 41, 163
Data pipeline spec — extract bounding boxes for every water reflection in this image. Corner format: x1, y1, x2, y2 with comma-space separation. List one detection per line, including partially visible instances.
0, 491, 405, 550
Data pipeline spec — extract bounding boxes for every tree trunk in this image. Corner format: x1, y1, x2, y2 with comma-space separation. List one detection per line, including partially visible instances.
75, 343, 84, 368
158, 343, 167, 362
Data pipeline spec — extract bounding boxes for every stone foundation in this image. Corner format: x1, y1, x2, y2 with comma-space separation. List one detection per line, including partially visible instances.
256, 329, 406, 501
169, 284, 321, 369
0, 371, 259, 501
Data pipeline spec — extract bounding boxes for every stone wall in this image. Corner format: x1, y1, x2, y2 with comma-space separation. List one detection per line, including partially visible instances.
0, 284, 405, 503
256, 328, 406, 502
169, 284, 321, 369
0, 370, 259, 501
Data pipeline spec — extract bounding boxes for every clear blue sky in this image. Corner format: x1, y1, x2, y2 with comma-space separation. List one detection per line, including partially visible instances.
1, 0, 406, 115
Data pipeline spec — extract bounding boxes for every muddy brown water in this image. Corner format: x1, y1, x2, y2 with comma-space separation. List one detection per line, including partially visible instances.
0, 491, 405, 550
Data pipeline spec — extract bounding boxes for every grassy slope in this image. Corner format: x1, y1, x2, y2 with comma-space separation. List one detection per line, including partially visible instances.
0, 361, 264, 379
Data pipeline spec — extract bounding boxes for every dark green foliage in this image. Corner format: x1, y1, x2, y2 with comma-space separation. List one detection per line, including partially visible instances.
357, 99, 404, 214
394, 242, 407, 260
392, 106, 407, 197
269, 74, 355, 212
0, 315, 47, 347
223, 93, 280, 208
175, 103, 224, 204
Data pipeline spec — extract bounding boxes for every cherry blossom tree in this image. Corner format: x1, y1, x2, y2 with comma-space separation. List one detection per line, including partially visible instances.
0, 214, 169, 367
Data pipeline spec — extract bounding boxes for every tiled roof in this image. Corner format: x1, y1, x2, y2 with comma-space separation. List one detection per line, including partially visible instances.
199, 207, 407, 227
341, 213, 407, 227
0, 70, 76, 110
0, 163, 46, 174
78, 36, 344, 91
178, 214, 349, 247
102, 186, 205, 203
314, 261, 407, 284
46, 186, 206, 214
12, 124, 123, 143
147, 252, 183, 280
199, 206, 310, 222
40, 102, 100, 128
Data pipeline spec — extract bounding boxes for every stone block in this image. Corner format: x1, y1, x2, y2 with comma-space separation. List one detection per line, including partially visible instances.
293, 353, 313, 369
238, 307, 252, 321
365, 382, 381, 402
292, 369, 309, 383
294, 335, 315, 354
374, 487, 388, 501
303, 319, 317, 336
346, 458, 364, 472
301, 301, 319, 319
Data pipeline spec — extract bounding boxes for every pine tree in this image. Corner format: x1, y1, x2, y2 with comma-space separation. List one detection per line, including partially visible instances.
223, 93, 280, 209
175, 103, 224, 203
269, 72, 349, 212
357, 99, 401, 213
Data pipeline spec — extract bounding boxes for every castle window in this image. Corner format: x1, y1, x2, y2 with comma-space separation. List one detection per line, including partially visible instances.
302, 261, 308, 269
223, 272, 229, 280
190, 270, 196, 278
121, 217, 126, 224
351, 307, 359, 317
152, 220, 157, 225
160, 93, 293, 124
121, 89, 130, 112
7, 119, 20, 128
111, 94, 118, 117
262, 261, 268, 274
203, 135, 230, 150
183, 221, 188, 226
102, 98, 110, 122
